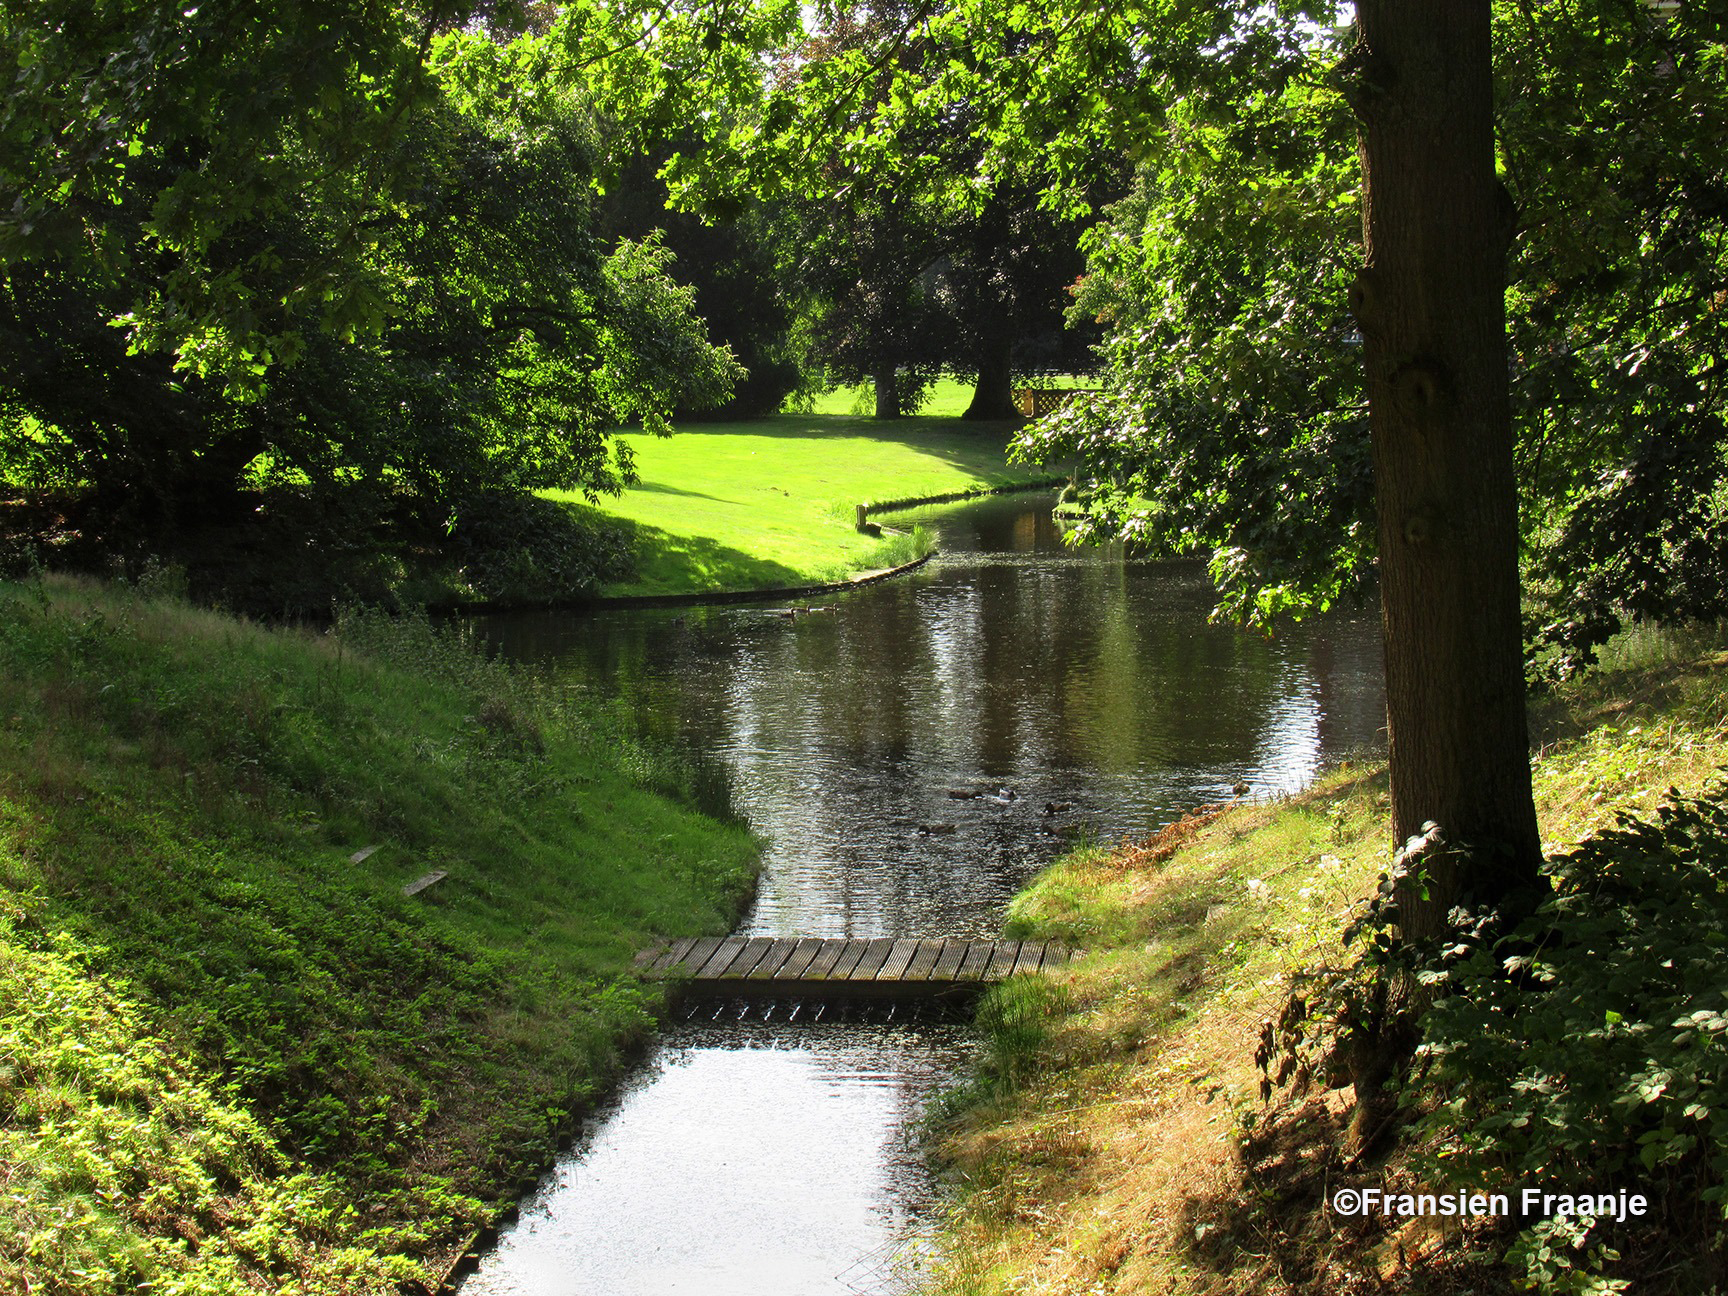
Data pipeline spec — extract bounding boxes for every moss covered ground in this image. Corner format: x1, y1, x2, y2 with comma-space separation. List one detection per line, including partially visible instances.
0, 576, 760, 1294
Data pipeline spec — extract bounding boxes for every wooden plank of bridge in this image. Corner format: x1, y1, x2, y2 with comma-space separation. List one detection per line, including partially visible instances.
643, 937, 691, 972
745, 938, 801, 980
643, 937, 690, 974
929, 941, 969, 981
802, 939, 853, 981
708, 937, 767, 979
955, 940, 996, 982
845, 938, 898, 981
874, 939, 922, 982
981, 940, 1023, 980
740, 937, 787, 978
830, 938, 874, 979
1011, 941, 1050, 977
904, 939, 946, 982
780, 938, 827, 980
667, 936, 726, 976
694, 939, 742, 979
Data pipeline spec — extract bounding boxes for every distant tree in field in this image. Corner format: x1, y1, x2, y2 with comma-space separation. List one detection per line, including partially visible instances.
601, 146, 809, 418
786, 181, 952, 418
937, 181, 1095, 420
665, 0, 1109, 419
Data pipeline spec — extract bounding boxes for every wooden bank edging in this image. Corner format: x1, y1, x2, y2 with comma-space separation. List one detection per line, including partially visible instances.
859, 475, 1064, 517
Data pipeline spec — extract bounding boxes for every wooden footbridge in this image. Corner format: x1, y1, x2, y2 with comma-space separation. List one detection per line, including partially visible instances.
635, 936, 1075, 1002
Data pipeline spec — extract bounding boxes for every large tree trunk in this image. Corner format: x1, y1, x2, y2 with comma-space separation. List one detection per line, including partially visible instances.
961, 330, 1020, 420
1347, 2, 1542, 940
872, 363, 903, 419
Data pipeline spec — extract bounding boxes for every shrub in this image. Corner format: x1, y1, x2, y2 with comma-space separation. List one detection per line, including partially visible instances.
1417, 783, 1728, 1291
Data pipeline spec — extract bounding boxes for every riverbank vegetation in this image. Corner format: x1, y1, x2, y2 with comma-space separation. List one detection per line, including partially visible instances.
573, 412, 1054, 597
0, 575, 759, 1294
924, 630, 1728, 1295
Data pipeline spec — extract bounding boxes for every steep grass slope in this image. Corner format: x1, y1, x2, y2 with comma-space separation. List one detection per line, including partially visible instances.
0, 577, 760, 1294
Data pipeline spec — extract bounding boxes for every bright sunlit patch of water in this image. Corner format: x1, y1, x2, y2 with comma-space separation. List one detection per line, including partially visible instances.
461, 1021, 965, 1296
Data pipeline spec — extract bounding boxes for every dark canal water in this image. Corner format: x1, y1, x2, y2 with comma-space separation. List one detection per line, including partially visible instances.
459, 492, 1386, 1295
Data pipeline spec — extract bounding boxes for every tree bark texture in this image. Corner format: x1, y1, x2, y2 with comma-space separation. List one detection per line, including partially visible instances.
961, 330, 1020, 420
1348, 2, 1542, 939
873, 363, 903, 419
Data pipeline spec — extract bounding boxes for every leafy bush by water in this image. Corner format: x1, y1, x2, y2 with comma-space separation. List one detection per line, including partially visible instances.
443, 491, 636, 601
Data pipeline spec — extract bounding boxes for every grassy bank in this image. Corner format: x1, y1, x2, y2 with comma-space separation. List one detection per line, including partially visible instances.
2, 390, 1047, 615
923, 633, 1728, 1295
0, 576, 760, 1294
559, 412, 1056, 598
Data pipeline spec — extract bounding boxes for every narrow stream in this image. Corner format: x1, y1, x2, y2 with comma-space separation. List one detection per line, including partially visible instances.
460, 493, 1386, 1294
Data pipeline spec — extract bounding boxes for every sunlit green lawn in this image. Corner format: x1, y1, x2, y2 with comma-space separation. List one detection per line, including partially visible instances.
551, 395, 1061, 597
801, 375, 979, 417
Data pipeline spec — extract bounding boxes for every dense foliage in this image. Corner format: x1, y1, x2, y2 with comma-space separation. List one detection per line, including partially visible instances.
1501, 4, 1728, 672
1017, 2, 1728, 662
1417, 787, 1728, 1293
602, 149, 811, 418
1022, 48, 1369, 625
0, 4, 741, 552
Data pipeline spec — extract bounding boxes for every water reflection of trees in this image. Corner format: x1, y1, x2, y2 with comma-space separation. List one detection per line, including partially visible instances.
472, 496, 1385, 938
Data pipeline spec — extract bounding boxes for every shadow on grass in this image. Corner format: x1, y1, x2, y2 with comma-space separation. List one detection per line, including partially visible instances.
609, 517, 812, 596
1172, 1096, 1515, 1296
630, 481, 727, 501
661, 412, 1039, 482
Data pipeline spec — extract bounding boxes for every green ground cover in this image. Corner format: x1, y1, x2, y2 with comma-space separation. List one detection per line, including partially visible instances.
0, 576, 760, 1295
558, 409, 1059, 598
